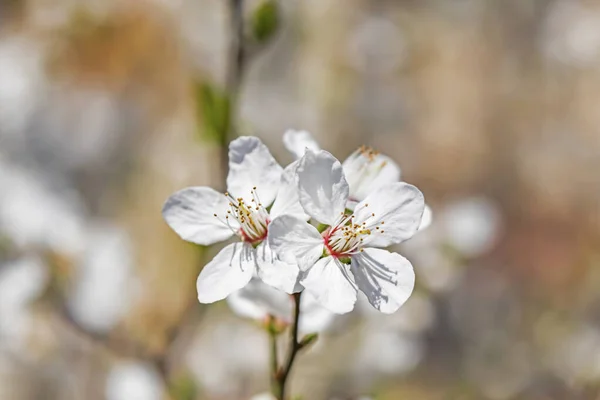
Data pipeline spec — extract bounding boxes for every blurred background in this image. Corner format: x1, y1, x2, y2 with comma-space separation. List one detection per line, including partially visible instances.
1, 0, 600, 399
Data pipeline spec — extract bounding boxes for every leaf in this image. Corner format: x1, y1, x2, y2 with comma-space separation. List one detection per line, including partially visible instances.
194, 82, 231, 145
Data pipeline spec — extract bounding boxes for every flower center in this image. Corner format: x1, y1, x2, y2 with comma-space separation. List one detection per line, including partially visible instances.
323, 204, 385, 258
214, 187, 270, 245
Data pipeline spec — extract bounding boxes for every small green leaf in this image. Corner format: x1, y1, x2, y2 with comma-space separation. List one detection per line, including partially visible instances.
251, 0, 279, 43
194, 82, 231, 145
299, 332, 319, 349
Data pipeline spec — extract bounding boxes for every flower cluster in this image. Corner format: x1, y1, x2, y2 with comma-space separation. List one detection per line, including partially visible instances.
162, 131, 427, 315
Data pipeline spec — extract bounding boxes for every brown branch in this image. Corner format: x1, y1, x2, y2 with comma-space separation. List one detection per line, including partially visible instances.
273, 292, 303, 400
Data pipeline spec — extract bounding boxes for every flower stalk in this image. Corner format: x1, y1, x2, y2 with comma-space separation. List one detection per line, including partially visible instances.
271, 291, 303, 400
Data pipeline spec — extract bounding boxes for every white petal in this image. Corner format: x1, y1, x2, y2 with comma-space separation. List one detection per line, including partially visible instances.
227, 136, 283, 205
296, 150, 349, 225
343, 150, 401, 202
282, 129, 321, 159
300, 256, 357, 314
298, 292, 335, 334
196, 242, 255, 303
227, 278, 292, 321
269, 160, 309, 221
162, 187, 236, 246
351, 248, 415, 314
255, 241, 302, 294
418, 204, 433, 231
353, 182, 425, 247
267, 215, 324, 271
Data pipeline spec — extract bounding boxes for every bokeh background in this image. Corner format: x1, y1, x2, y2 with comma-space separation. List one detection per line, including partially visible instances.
1, 0, 600, 399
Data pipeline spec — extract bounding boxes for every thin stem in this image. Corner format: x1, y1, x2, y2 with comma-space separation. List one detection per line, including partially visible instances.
226, 0, 246, 98
221, 0, 247, 172
274, 292, 302, 400
269, 319, 281, 398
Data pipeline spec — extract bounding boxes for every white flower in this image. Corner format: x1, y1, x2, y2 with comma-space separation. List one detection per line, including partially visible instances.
283, 130, 432, 230
227, 278, 334, 335
162, 136, 306, 303
283, 130, 401, 209
268, 150, 424, 314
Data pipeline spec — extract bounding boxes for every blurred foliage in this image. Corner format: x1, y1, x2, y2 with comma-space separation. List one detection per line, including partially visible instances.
194, 82, 231, 146
170, 373, 199, 400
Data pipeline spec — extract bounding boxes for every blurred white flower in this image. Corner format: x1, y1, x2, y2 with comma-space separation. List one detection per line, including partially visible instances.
0, 256, 48, 348
0, 160, 86, 255
67, 223, 136, 333
406, 238, 459, 292
0, 36, 45, 138
401, 196, 499, 293
441, 197, 501, 258
269, 150, 423, 314
350, 292, 431, 386
187, 319, 268, 396
346, 16, 407, 75
550, 324, 600, 383
163, 136, 307, 301
41, 88, 121, 171
357, 292, 435, 335
353, 327, 423, 378
227, 278, 335, 334
105, 362, 164, 400
543, 0, 600, 67
250, 393, 276, 400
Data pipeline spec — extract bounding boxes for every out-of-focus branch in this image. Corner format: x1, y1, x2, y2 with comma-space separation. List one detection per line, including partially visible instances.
52, 1, 280, 398
220, 0, 247, 172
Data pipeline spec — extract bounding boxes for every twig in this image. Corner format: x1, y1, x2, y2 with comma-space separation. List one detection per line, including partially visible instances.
274, 292, 303, 400
269, 320, 280, 397
221, 0, 247, 172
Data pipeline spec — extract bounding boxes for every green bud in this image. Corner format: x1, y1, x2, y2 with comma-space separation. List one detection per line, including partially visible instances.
263, 314, 289, 335
251, 0, 279, 43
299, 332, 319, 349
